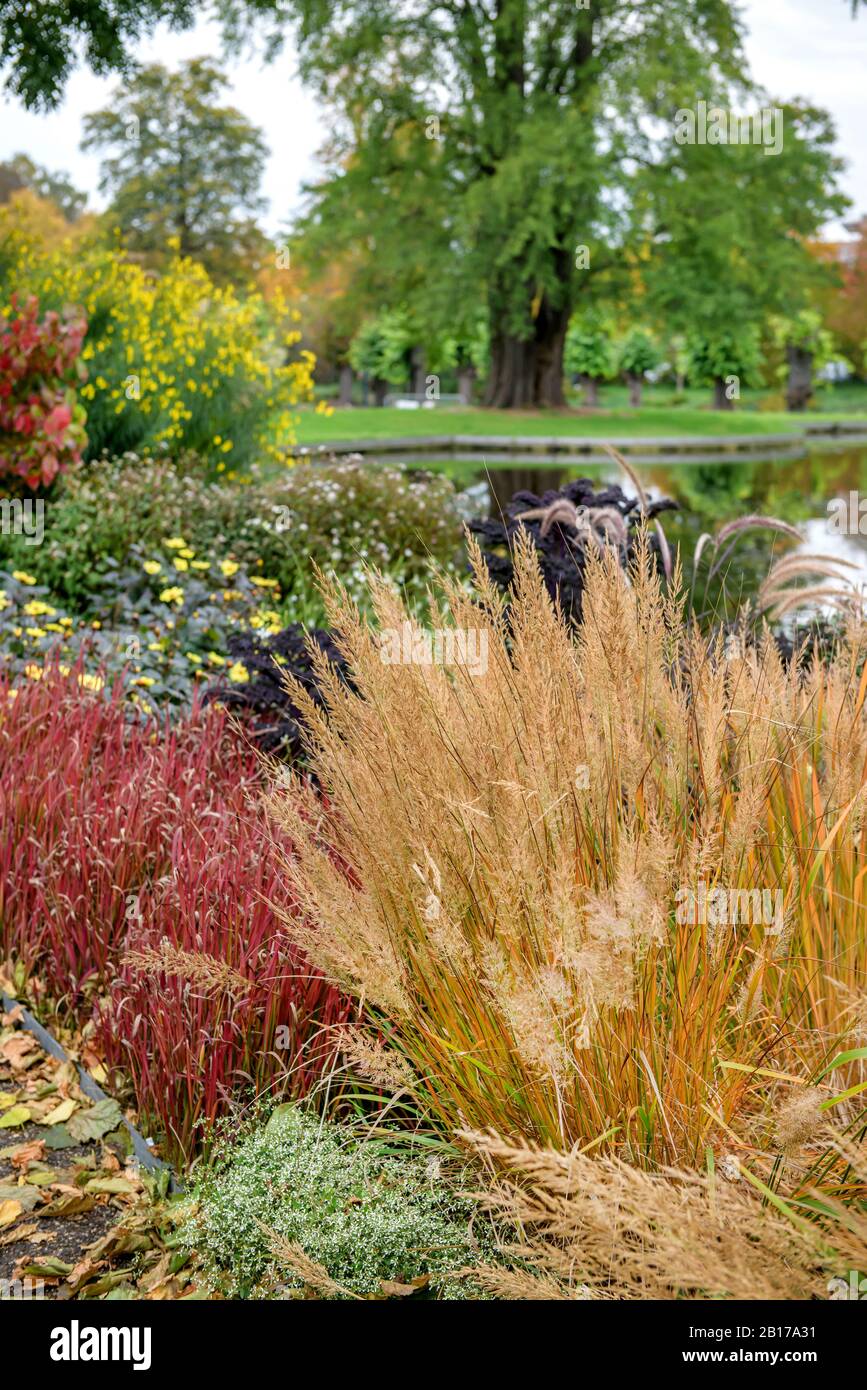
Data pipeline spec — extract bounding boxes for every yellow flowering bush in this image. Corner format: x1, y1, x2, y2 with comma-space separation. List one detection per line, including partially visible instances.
0, 210, 315, 467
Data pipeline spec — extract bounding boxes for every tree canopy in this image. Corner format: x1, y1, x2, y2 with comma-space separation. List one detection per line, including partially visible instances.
639, 101, 846, 393
81, 57, 270, 283
0, 0, 195, 109
1, 154, 87, 221
1, 1, 863, 403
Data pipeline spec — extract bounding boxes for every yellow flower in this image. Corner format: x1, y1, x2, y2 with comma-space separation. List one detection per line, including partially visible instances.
227, 661, 250, 684
143, 561, 162, 575
12, 570, 36, 585
23, 600, 56, 617
178, 548, 195, 559
133, 675, 156, 687
147, 642, 164, 653
250, 577, 279, 589
185, 651, 203, 665
219, 560, 239, 578
191, 560, 210, 571
173, 558, 189, 572
159, 586, 185, 605
24, 664, 44, 680
0, 591, 9, 610
79, 673, 104, 692
207, 651, 226, 666
163, 537, 187, 550
25, 626, 47, 639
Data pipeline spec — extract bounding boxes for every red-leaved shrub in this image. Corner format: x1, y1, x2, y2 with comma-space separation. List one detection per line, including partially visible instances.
0, 294, 87, 488
0, 661, 350, 1162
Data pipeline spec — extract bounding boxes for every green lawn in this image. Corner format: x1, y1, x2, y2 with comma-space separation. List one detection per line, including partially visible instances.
295, 402, 867, 447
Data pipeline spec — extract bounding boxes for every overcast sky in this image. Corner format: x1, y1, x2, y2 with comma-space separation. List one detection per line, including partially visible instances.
0, 0, 865, 238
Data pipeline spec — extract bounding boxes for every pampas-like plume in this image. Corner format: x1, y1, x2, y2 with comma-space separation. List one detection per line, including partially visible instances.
121, 940, 253, 997
257, 1222, 361, 1299
268, 529, 867, 1173
459, 1129, 867, 1301
335, 1025, 416, 1093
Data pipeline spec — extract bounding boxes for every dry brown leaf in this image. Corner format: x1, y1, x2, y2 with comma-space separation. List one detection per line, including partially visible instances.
1, 1034, 39, 1070
9, 1139, 46, 1169
0, 1220, 38, 1246
380, 1274, 430, 1297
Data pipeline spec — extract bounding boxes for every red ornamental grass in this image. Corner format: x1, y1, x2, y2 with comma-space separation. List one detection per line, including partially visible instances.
0, 660, 350, 1163
97, 806, 353, 1164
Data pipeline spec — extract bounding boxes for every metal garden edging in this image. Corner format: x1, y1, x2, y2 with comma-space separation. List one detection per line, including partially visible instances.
1, 990, 180, 1192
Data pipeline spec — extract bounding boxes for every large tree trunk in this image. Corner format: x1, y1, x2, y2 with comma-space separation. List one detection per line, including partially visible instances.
626, 373, 642, 408
337, 364, 354, 406
457, 364, 476, 404
411, 346, 427, 396
712, 376, 734, 410
372, 376, 388, 407
484, 300, 569, 408
785, 345, 814, 412
578, 374, 599, 407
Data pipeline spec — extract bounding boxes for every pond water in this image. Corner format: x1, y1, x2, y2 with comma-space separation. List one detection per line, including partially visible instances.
396, 441, 867, 623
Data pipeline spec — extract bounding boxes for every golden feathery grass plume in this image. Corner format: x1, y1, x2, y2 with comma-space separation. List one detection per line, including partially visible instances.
256, 1221, 361, 1300
121, 941, 252, 997
459, 1129, 867, 1301
267, 526, 867, 1175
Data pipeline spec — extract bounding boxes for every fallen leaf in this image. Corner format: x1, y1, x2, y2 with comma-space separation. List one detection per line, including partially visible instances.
42, 1125, 77, 1151
19, 1256, 74, 1278
0, 1198, 22, 1228
0, 1183, 41, 1212
24, 1168, 58, 1186
67, 1256, 103, 1289
84, 1177, 138, 1196
42, 1193, 96, 1218
9, 1139, 45, 1169
380, 1274, 430, 1296
0, 1104, 31, 1129
40, 1097, 77, 1126
1, 1035, 39, 1070
80, 1270, 135, 1298
0, 1220, 38, 1246
68, 1098, 123, 1143
138, 1253, 172, 1293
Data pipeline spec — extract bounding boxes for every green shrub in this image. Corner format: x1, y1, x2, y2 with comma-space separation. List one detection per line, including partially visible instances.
234, 458, 464, 621
1, 454, 464, 624
179, 1105, 497, 1299
617, 327, 661, 379
0, 451, 211, 606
